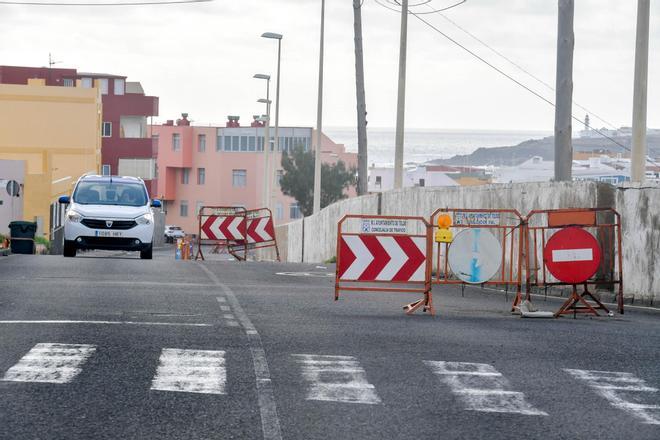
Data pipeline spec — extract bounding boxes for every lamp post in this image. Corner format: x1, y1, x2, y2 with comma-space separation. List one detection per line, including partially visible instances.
257, 98, 272, 210
254, 74, 271, 208
313, 0, 325, 214
261, 32, 283, 210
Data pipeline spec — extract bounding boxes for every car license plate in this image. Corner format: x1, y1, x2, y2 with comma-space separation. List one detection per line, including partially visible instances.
95, 230, 123, 237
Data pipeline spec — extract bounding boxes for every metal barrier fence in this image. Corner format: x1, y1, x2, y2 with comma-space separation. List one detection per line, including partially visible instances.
524, 208, 624, 317
195, 206, 247, 261
334, 214, 434, 316
227, 208, 280, 261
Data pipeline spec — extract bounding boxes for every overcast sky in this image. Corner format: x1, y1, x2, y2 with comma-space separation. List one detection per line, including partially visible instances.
1, 0, 658, 130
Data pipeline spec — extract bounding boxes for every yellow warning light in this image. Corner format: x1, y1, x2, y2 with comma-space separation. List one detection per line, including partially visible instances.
435, 214, 453, 243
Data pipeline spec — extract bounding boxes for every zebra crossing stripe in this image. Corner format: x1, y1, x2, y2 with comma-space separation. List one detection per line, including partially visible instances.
425, 361, 548, 416
565, 369, 660, 425
1, 343, 96, 384
151, 348, 226, 395
293, 354, 381, 405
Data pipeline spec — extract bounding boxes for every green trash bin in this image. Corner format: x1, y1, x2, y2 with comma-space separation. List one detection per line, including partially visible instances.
8, 221, 37, 254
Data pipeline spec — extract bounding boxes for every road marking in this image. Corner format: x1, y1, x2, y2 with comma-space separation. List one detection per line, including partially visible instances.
2, 343, 96, 384
425, 361, 547, 415
223, 314, 236, 320
293, 354, 382, 405
216, 297, 227, 303
220, 305, 231, 312
201, 266, 282, 440
565, 369, 660, 424
151, 348, 226, 395
0, 320, 211, 327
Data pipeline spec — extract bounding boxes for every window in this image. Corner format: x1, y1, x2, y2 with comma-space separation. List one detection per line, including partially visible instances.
198, 134, 206, 152
232, 136, 239, 151
114, 79, 125, 95
102, 164, 111, 176
290, 202, 302, 219
276, 169, 283, 186
224, 136, 231, 151
118, 158, 156, 180
232, 169, 247, 187
172, 133, 181, 151
102, 122, 112, 137
97, 78, 109, 95
257, 136, 264, 151
81, 77, 92, 88
275, 202, 283, 220
419, 178, 425, 187
63, 78, 74, 87
375, 175, 382, 188
197, 168, 205, 185
248, 136, 256, 151
240, 136, 248, 151
180, 200, 188, 217
181, 168, 190, 184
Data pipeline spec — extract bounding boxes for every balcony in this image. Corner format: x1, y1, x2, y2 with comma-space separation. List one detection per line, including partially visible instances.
102, 94, 159, 118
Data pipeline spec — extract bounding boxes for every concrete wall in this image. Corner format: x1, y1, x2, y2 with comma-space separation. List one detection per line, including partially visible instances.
270, 181, 660, 304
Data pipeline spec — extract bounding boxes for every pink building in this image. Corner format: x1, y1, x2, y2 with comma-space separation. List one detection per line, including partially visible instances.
151, 115, 357, 233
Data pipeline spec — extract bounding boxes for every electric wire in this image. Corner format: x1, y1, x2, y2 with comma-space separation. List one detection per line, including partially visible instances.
0, 0, 211, 6
374, 0, 657, 166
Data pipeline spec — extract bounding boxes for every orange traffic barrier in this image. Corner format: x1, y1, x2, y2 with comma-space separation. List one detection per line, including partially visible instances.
226, 208, 280, 262
335, 214, 434, 315
430, 208, 526, 311
195, 206, 247, 261
524, 208, 624, 317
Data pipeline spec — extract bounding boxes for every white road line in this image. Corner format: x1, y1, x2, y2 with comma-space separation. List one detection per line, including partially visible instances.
223, 314, 236, 320
565, 369, 660, 424
227, 321, 240, 327
425, 361, 547, 416
151, 348, 226, 395
2, 343, 96, 384
0, 320, 211, 327
216, 297, 227, 303
220, 305, 231, 312
293, 354, 382, 405
201, 267, 281, 440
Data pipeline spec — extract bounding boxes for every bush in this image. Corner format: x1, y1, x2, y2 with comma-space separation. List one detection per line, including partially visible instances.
34, 236, 51, 252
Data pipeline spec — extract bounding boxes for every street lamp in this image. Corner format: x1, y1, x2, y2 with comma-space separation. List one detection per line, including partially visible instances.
313, 0, 325, 214
257, 97, 271, 210
261, 32, 283, 211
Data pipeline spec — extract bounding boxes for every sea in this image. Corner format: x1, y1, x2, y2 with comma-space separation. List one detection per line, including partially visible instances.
324, 127, 550, 167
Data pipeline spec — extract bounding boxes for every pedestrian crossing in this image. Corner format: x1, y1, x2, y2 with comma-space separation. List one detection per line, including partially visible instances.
1, 343, 658, 425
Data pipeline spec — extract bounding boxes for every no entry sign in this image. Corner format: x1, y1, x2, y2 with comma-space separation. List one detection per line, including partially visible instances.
543, 227, 602, 284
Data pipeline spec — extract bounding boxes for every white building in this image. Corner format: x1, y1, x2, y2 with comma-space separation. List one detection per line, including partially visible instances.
493, 156, 630, 185
368, 165, 458, 192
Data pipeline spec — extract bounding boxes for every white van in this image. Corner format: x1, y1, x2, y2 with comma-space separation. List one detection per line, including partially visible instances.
59, 175, 162, 259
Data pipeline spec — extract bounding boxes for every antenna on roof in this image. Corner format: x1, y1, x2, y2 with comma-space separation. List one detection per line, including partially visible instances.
48, 53, 62, 68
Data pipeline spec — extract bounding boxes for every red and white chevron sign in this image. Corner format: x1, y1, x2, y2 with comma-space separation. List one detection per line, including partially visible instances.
200, 216, 246, 241
338, 235, 427, 282
247, 217, 275, 244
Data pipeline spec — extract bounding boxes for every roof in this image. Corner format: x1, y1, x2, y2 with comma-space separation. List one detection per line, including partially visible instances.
77, 72, 127, 79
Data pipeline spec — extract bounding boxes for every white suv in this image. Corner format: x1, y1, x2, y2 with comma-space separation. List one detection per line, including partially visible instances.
59, 175, 161, 259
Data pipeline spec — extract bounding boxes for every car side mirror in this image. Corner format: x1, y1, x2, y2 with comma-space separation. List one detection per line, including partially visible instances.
151, 199, 162, 208
59, 196, 70, 204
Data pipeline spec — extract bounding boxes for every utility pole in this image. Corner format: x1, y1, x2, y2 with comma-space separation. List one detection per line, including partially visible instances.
313, 0, 325, 214
353, 0, 368, 196
554, 0, 574, 182
394, 0, 408, 189
631, 0, 650, 183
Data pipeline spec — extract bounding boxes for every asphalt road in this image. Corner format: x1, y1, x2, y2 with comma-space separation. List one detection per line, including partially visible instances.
0, 248, 658, 440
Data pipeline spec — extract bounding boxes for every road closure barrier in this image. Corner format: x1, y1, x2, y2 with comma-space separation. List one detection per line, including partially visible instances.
226, 208, 280, 261
430, 208, 526, 311
335, 215, 434, 316
524, 208, 623, 317
195, 206, 247, 261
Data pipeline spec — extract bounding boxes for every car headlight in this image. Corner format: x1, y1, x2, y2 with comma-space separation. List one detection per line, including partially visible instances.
136, 212, 153, 225
66, 210, 83, 223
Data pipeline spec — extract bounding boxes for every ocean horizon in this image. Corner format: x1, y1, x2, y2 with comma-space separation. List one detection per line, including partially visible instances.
324, 127, 551, 167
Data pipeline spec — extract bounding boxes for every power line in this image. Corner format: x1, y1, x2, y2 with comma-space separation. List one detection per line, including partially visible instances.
0, 0, 211, 6
374, 1, 657, 166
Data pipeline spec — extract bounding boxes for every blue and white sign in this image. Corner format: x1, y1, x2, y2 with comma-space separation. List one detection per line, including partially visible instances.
447, 228, 502, 284
360, 219, 408, 234
453, 212, 501, 226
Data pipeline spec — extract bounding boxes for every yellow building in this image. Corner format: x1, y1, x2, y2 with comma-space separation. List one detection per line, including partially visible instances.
0, 79, 101, 236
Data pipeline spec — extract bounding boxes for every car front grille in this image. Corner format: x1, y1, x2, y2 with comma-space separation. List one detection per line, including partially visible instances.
81, 219, 137, 230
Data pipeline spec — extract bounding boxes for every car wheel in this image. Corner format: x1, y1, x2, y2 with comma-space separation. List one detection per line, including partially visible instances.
63, 240, 77, 257
140, 244, 153, 260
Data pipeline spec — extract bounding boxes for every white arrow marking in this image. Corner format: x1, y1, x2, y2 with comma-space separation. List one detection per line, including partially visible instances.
341, 236, 374, 280
410, 237, 427, 281
227, 217, 244, 239
552, 248, 593, 262
375, 236, 406, 281
255, 218, 272, 242
210, 216, 226, 240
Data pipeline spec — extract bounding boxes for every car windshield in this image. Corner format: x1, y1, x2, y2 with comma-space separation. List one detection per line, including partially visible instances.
73, 181, 148, 207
